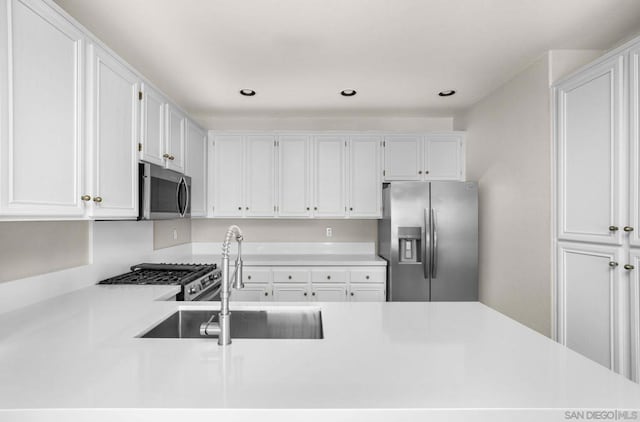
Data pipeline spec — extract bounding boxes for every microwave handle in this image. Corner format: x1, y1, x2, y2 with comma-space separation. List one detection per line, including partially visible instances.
178, 177, 189, 217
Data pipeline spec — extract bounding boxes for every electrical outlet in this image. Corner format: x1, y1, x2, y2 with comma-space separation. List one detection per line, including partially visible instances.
172, 229, 178, 241
326, 227, 332, 237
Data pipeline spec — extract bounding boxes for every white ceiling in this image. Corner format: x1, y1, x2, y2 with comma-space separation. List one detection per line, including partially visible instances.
54, 0, 640, 118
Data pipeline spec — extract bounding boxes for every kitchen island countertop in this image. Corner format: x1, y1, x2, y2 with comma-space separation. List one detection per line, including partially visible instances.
1, 284, 639, 422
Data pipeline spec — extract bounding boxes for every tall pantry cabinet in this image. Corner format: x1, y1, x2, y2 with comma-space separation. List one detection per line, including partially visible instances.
554, 37, 640, 382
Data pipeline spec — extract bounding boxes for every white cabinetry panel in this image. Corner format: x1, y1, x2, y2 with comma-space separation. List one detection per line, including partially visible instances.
629, 249, 640, 382
273, 284, 309, 301
630, 46, 640, 247
231, 284, 271, 301
313, 136, 346, 217
425, 134, 463, 180
556, 55, 624, 245
383, 136, 422, 180
350, 284, 386, 301
277, 136, 311, 217
348, 136, 381, 217
140, 83, 166, 167
312, 284, 347, 301
86, 43, 139, 218
557, 242, 626, 373
245, 136, 276, 217
1, 0, 85, 217
185, 120, 207, 217
165, 104, 185, 173
212, 136, 243, 217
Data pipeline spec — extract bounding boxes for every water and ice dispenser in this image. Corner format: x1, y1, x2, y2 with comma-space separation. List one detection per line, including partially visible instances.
398, 227, 421, 263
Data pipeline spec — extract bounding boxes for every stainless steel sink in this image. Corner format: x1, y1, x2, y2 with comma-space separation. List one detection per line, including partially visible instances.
139, 309, 323, 339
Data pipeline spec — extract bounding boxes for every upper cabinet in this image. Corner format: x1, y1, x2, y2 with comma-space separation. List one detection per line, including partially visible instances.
383, 134, 465, 182
278, 136, 311, 217
348, 136, 382, 217
211, 136, 244, 217
86, 43, 140, 219
313, 136, 346, 217
165, 103, 186, 173
139, 83, 166, 167
555, 54, 624, 245
0, 0, 86, 217
245, 136, 276, 217
185, 120, 207, 217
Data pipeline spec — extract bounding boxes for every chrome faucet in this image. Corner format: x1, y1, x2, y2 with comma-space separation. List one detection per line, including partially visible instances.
200, 225, 244, 345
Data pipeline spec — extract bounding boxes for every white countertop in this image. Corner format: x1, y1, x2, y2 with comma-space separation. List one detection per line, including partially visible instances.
1, 285, 639, 422
155, 253, 387, 266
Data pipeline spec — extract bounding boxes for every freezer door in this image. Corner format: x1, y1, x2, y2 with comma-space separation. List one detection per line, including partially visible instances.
429, 181, 478, 301
388, 182, 430, 301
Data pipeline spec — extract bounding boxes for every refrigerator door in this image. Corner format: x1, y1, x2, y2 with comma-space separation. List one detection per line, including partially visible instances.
388, 182, 430, 301
429, 181, 478, 301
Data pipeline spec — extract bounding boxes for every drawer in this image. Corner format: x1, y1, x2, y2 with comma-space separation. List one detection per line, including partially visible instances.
350, 267, 386, 283
244, 267, 272, 284
311, 268, 348, 283
272, 268, 310, 284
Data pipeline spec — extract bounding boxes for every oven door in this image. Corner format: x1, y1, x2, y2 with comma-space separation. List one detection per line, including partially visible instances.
192, 284, 221, 301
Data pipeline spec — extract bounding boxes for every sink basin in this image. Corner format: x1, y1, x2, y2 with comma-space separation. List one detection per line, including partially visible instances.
139, 309, 323, 339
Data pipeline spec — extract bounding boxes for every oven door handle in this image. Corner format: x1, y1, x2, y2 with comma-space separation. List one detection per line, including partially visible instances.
192, 283, 222, 301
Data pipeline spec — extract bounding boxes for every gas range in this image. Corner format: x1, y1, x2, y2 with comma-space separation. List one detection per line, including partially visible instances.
98, 263, 222, 301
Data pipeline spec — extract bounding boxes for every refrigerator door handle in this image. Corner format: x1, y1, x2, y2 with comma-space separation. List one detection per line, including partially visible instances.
423, 208, 430, 280
431, 208, 438, 278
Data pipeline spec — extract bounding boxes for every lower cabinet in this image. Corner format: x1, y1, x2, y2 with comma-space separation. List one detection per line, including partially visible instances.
629, 249, 640, 382
233, 266, 386, 302
556, 241, 628, 375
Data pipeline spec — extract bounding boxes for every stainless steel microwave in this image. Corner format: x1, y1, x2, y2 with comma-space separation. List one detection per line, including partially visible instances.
138, 163, 191, 220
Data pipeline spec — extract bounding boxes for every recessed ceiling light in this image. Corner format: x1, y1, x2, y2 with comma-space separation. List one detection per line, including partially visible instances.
340, 89, 357, 97
438, 90, 456, 97
240, 89, 256, 96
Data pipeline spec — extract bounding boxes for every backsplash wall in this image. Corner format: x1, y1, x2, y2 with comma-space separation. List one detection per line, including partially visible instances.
191, 219, 377, 244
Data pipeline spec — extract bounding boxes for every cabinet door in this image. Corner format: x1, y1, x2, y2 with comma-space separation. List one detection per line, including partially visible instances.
0, 0, 85, 217
313, 136, 346, 217
165, 104, 185, 173
185, 120, 207, 217
230, 284, 271, 302
212, 136, 244, 217
348, 136, 382, 217
86, 44, 139, 219
630, 46, 640, 248
349, 284, 386, 302
424, 134, 464, 180
312, 284, 348, 302
140, 83, 166, 167
557, 242, 626, 374
556, 55, 624, 245
278, 136, 311, 217
383, 136, 422, 181
272, 283, 310, 301
629, 249, 640, 382
245, 136, 276, 217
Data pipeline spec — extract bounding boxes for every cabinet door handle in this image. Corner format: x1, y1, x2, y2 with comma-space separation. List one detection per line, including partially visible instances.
238, 206, 242, 210
418, 171, 422, 174
314, 207, 318, 211
264, 291, 269, 296
609, 261, 619, 268
609, 226, 619, 232
81, 195, 91, 201
624, 226, 634, 232
425, 170, 429, 174
625, 264, 635, 270
163, 153, 170, 159
306, 207, 310, 211
288, 275, 292, 280
327, 275, 331, 280
312, 292, 316, 296
365, 275, 370, 280
93, 196, 103, 203
349, 207, 353, 211
246, 207, 249, 210
303, 292, 308, 296
247, 275, 252, 280
350, 292, 355, 296
168, 155, 175, 160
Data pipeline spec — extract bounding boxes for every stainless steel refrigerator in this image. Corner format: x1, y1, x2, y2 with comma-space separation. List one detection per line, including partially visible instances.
378, 181, 478, 301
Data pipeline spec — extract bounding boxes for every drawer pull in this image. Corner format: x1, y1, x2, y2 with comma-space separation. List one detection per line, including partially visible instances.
312, 292, 316, 296
350, 292, 355, 296
304, 292, 308, 296
288, 275, 292, 280
247, 275, 252, 280
264, 292, 268, 296
365, 275, 370, 280
327, 275, 331, 280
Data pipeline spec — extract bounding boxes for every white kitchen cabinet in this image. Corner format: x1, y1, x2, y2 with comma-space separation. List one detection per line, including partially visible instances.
231, 283, 271, 301
0, 0, 86, 217
165, 103, 186, 173
383, 134, 465, 182
185, 120, 207, 217
555, 54, 624, 245
277, 136, 311, 217
349, 284, 386, 301
383, 136, 422, 181
273, 284, 310, 301
212, 136, 244, 217
556, 242, 626, 374
140, 83, 166, 167
348, 136, 382, 218
424, 134, 464, 180
311, 268, 349, 284
245, 136, 276, 217
86, 43, 139, 219
272, 268, 310, 284
629, 249, 640, 382
630, 45, 640, 248
312, 284, 348, 301
313, 136, 346, 217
